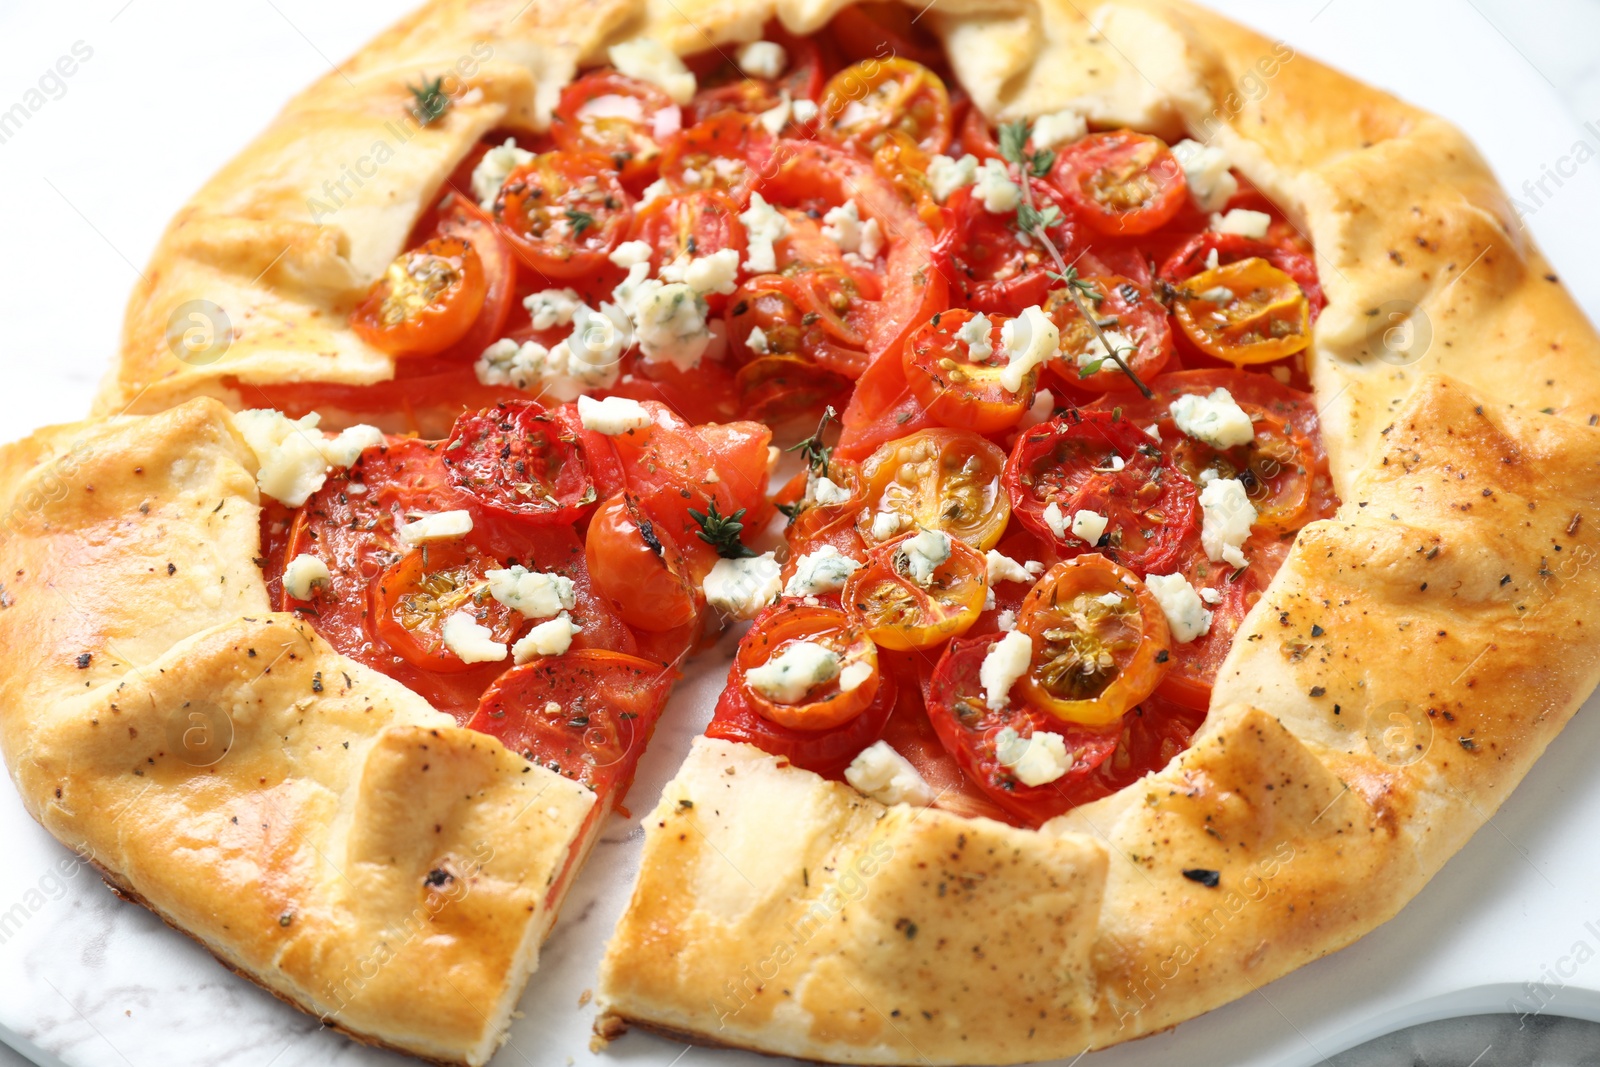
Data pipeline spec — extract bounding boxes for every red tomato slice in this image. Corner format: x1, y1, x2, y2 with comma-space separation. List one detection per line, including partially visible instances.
494, 151, 633, 279
819, 58, 952, 155
468, 650, 674, 799
659, 111, 777, 206
441, 401, 609, 524
943, 180, 1078, 316
350, 236, 487, 358
429, 194, 516, 364
552, 71, 679, 190
585, 492, 702, 634
1159, 231, 1326, 323
902, 308, 1032, 434
1153, 541, 1273, 712
1041, 274, 1172, 395
372, 542, 521, 673
1004, 409, 1199, 576
1050, 131, 1187, 236
625, 189, 748, 312
824, 5, 947, 70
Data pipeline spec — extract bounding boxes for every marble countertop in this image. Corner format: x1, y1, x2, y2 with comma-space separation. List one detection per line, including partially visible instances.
3, 3, 1600, 1067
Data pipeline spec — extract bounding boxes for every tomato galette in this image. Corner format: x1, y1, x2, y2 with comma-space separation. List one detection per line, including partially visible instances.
7, 1, 1600, 1066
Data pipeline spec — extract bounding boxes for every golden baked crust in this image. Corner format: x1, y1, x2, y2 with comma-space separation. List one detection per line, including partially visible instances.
21, 0, 1600, 1062
0, 400, 595, 1066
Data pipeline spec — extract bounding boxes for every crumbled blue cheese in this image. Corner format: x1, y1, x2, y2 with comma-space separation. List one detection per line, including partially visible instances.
282, 553, 330, 601
471, 138, 534, 209
703, 552, 782, 619
658, 247, 741, 297
487, 565, 576, 618
838, 660, 873, 692
524, 288, 581, 331
232, 409, 369, 507
956, 312, 993, 363
1170, 387, 1254, 449
608, 240, 654, 269
996, 608, 1018, 632
1042, 501, 1068, 540
746, 326, 771, 355
974, 158, 1022, 213
809, 475, 852, 506
1073, 328, 1136, 371
791, 98, 819, 124
737, 40, 787, 79
927, 153, 979, 202
398, 510, 473, 546
577, 394, 653, 434
871, 510, 903, 541
1198, 586, 1222, 606
985, 550, 1043, 585
994, 726, 1070, 786
478, 301, 631, 399
511, 613, 580, 663
1030, 109, 1087, 149
784, 545, 862, 596
1070, 509, 1108, 546
980, 631, 1033, 711
1199, 476, 1256, 569
1144, 572, 1212, 643
639, 177, 671, 204
441, 611, 508, 664
1020, 388, 1055, 429
821, 200, 883, 260
746, 640, 840, 703
1212, 208, 1271, 239
897, 529, 952, 586
320, 424, 383, 468
999, 306, 1059, 392
757, 93, 796, 136
1171, 139, 1239, 214
740, 193, 790, 273
608, 38, 696, 104
844, 741, 935, 806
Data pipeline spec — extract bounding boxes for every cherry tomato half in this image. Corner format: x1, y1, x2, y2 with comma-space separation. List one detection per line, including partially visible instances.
441, 401, 605, 523
372, 542, 520, 673
659, 111, 776, 206
820, 58, 952, 155
1171, 258, 1311, 365
858, 428, 1011, 550
944, 180, 1077, 316
585, 493, 700, 633
1013, 556, 1171, 726
1004, 410, 1198, 576
494, 151, 633, 278
733, 602, 880, 730
626, 189, 748, 311
1042, 275, 1172, 394
552, 71, 679, 188
842, 531, 987, 650
350, 236, 487, 358
902, 309, 1032, 433
1159, 232, 1325, 324
1050, 131, 1186, 236
1170, 405, 1314, 533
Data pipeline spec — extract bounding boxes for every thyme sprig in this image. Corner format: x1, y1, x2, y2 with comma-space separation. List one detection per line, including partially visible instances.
786, 405, 837, 476
408, 76, 451, 126
688, 498, 756, 559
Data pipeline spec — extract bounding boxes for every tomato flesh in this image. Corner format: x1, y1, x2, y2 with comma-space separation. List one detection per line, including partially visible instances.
350, 236, 487, 358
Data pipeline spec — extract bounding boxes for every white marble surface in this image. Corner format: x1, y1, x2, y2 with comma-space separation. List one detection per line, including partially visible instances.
3, 2, 1600, 1066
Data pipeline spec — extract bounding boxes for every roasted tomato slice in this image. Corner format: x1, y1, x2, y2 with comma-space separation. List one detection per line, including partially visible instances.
944, 181, 1077, 316
467, 650, 673, 797
372, 542, 520, 673
735, 355, 853, 426
1159, 232, 1325, 323
494, 151, 632, 278
350, 236, 487, 358
440, 401, 605, 523
925, 633, 1122, 827
1004, 410, 1198, 576
585, 492, 701, 633
1170, 257, 1311, 365
857, 427, 1010, 550
426, 194, 516, 363
819, 58, 952, 155
551, 70, 679, 188
1050, 131, 1186, 236
1153, 543, 1272, 712
1170, 405, 1314, 533
1013, 556, 1171, 726
659, 111, 776, 206
725, 271, 876, 379
732, 602, 880, 730
902, 309, 1033, 433
626, 189, 748, 310
1042, 275, 1172, 394
841, 531, 987, 651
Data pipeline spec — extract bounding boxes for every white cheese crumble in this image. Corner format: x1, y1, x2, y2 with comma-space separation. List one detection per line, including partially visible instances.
608, 240, 654, 269
897, 529, 952, 586
737, 40, 787, 79
471, 138, 534, 209
746, 640, 841, 703
956, 312, 993, 363
1212, 208, 1272, 239
999, 305, 1059, 392
630, 280, 713, 370
821, 199, 883, 260
1042, 501, 1068, 540
703, 552, 782, 619
980, 630, 1032, 711
1169, 387, 1255, 449
282, 553, 330, 600
577, 394, 653, 434
1070, 509, 1108, 546
927, 153, 979, 202
1199, 476, 1256, 570
757, 93, 794, 136
1144, 572, 1212, 643
844, 741, 935, 807
871, 510, 904, 541
511, 613, 580, 663
986, 550, 1043, 585
1171, 139, 1239, 214
1199, 586, 1223, 606
994, 726, 1070, 786
746, 325, 771, 355
639, 177, 672, 204
608, 38, 696, 105
839, 660, 873, 692
441, 611, 508, 664
524, 288, 581, 331
1020, 388, 1055, 429
398, 510, 474, 546
1074, 328, 1136, 371
809, 475, 852, 506
996, 609, 1018, 632
487, 565, 576, 618
233, 409, 378, 508
974, 158, 1022, 213
1030, 109, 1087, 149
784, 545, 862, 596
658, 247, 741, 297
477, 302, 631, 399
739, 192, 790, 273
791, 98, 819, 124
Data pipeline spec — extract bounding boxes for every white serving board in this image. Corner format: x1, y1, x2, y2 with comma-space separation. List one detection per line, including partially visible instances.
2, 2, 1599, 1065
